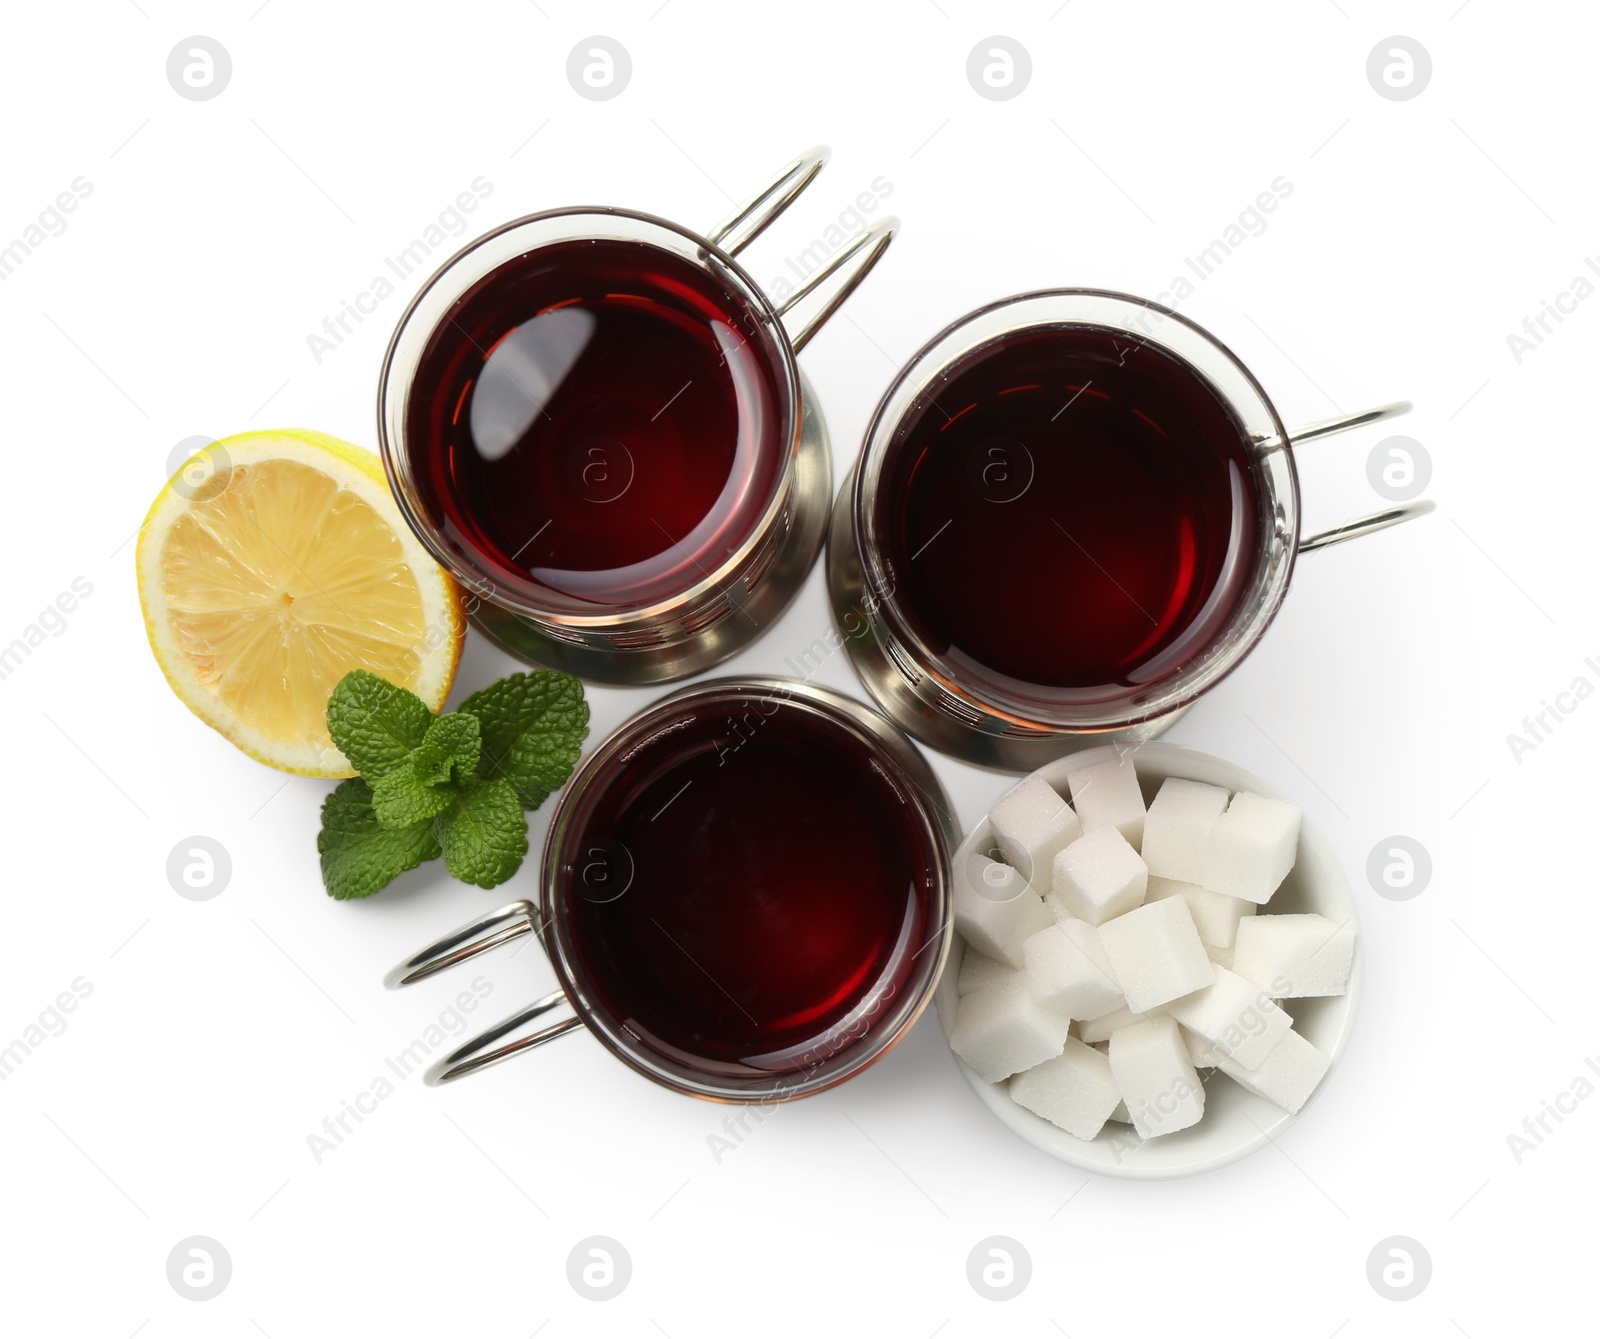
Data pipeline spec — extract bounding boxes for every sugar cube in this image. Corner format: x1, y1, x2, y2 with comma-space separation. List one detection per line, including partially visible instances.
954, 854, 1053, 969
1108, 1016, 1205, 1139
1022, 919, 1124, 1020
1213, 1027, 1330, 1114
1142, 778, 1229, 883
1178, 1023, 1218, 1069
1145, 876, 1256, 949
1065, 753, 1147, 849
1098, 897, 1215, 1012
1232, 913, 1355, 997
1086, 1045, 1136, 1124
949, 974, 1071, 1083
1077, 1000, 1166, 1045
1008, 1035, 1122, 1140
1203, 791, 1301, 904
1165, 966, 1293, 1070
957, 947, 1016, 997
988, 776, 1081, 892
1049, 826, 1147, 926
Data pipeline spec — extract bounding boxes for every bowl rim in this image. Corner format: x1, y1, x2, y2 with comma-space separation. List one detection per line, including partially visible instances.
934, 740, 1363, 1179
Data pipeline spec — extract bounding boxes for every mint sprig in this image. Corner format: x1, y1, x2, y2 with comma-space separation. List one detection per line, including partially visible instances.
317, 668, 589, 900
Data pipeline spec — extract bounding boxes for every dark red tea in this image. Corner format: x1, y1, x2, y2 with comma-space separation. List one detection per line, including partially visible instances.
556, 691, 938, 1078
873, 325, 1262, 696
405, 238, 790, 610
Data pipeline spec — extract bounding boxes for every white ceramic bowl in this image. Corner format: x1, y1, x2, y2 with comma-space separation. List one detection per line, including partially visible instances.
934, 741, 1362, 1179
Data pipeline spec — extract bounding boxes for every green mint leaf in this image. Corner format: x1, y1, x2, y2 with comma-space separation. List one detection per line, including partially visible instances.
368, 714, 482, 827
435, 775, 528, 888
326, 670, 433, 781
413, 712, 481, 786
370, 762, 457, 829
318, 778, 442, 900
457, 671, 590, 810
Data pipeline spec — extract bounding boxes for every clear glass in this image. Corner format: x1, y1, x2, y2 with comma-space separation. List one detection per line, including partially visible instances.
851, 289, 1300, 733
377, 207, 803, 630
538, 677, 955, 1103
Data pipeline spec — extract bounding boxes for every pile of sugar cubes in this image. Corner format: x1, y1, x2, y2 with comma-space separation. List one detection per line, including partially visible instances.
949, 755, 1352, 1143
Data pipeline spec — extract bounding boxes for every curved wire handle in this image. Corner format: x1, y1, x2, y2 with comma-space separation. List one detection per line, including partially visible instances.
425, 991, 583, 1085
704, 145, 899, 355
1300, 502, 1434, 553
1287, 399, 1413, 446
1273, 400, 1437, 552
777, 217, 899, 354
383, 900, 584, 1085
707, 145, 830, 257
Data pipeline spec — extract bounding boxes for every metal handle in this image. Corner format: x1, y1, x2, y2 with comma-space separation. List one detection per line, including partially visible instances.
705, 144, 899, 354
1287, 399, 1413, 446
706, 145, 831, 257
1301, 501, 1435, 553
777, 215, 899, 353
425, 991, 583, 1085
1279, 400, 1437, 553
383, 899, 584, 1085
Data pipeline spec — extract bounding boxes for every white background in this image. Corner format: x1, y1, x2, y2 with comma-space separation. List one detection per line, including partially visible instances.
0, 1, 1589, 1334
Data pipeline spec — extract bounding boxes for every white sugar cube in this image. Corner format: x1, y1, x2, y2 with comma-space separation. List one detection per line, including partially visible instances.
1232, 913, 1354, 997
1022, 919, 1124, 1021
1008, 1035, 1122, 1140
1086, 1043, 1136, 1122
1214, 1027, 1330, 1114
1049, 827, 1147, 926
1166, 966, 1293, 1070
1145, 876, 1256, 949
1078, 1004, 1159, 1045
1108, 1016, 1205, 1139
1077, 1000, 1166, 1045
1098, 897, 1215, 1012
957, 948, 1015, 997
1142, 778, 1229, 884
954, 854, 1053, 969
988, 776, 1082, 892
949, 974, 1071, 1083
1179, 1023, 1219, 1069
1065, 753, 1147, 848
1203, 791, 1301, 904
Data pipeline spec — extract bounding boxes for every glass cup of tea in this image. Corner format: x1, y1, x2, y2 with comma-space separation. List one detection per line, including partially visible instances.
378, 147, 896, 685
384, 677, 956, 1101
826, 289, 1434, 771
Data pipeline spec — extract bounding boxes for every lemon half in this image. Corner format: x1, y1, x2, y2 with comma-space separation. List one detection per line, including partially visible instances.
137, 429, 464, 776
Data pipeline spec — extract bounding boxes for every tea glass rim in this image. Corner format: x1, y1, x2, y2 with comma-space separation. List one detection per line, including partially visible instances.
850, 287, 1303, 733
538, 675, 956, 1103
377, 205, 805, 627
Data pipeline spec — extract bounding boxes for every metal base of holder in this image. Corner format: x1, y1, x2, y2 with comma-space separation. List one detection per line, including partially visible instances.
824, 465, 1189, 774
468, 371, 833, 686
